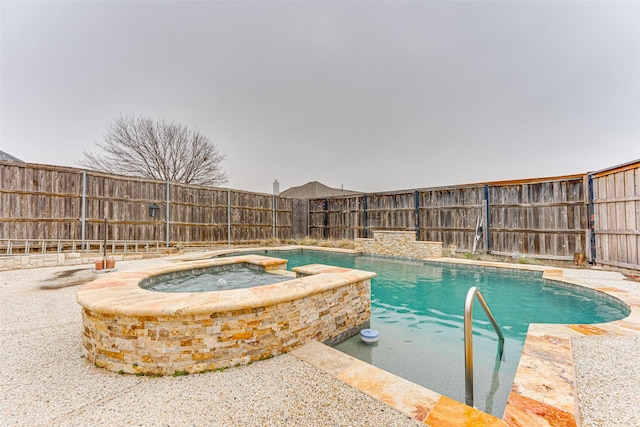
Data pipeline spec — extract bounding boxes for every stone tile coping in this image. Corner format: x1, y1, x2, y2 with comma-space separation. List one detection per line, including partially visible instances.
292, 341, 506, 427
76, 254, 376, 317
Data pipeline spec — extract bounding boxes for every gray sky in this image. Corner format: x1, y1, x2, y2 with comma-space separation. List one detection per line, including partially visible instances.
2, 1, 639, 194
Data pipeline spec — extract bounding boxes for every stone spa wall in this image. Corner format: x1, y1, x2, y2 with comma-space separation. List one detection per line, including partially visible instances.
77, 255, 374, 375
355, 230, 443, 259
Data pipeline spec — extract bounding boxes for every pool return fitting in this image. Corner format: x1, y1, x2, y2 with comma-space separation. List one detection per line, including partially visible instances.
464, 286, 505, 408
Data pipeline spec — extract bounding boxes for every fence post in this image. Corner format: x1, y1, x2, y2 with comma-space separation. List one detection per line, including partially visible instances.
588, 174, 597, 263
414, 191, 420, 240
307, 199, 310, 237
323, 198, 328, 239
81, 170, 87, 250
165, 180, 170, 247
484, 185, 491, 252
227, 188, 232, 246
363, 195, 368, 238
272, 181, 279, 240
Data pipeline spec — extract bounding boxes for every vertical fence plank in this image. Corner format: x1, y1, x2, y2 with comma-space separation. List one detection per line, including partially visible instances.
592, 161, 640, 269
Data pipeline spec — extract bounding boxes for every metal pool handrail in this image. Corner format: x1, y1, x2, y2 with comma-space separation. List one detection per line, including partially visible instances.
464, 286, 505, 408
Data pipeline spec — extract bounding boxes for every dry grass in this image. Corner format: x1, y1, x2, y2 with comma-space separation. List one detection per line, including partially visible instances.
258, 238, 283, 247
317, 239, 355, 249
443, 249, 596, 269
258, 237, 355, 250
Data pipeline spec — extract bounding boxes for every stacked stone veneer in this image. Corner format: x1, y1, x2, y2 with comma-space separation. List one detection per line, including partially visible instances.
0, 253, 126, 270
77, 255, 374, 375
355, 230, 443, 259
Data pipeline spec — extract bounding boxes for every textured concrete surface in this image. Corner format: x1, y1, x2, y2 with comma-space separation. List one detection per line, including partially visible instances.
2, 253, 639, 427
566, 267, 640, 426
572, 335, 640, 427
0, 257, 420, 427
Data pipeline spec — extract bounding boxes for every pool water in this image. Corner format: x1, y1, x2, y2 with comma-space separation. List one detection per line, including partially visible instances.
249, 250, 629, 416
141, 265, 291, 293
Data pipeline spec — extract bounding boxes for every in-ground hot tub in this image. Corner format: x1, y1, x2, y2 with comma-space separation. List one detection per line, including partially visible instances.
76, 255, 375, 375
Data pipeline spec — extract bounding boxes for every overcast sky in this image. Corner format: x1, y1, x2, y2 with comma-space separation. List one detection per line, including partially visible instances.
1, 1, 639, 194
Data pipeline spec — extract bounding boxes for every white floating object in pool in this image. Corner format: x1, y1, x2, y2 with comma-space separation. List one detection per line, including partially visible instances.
360, 328, 379, 344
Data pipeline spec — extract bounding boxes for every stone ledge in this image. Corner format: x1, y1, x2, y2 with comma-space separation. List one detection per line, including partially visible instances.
77, 254, 375, 375
355, 230, 442, 259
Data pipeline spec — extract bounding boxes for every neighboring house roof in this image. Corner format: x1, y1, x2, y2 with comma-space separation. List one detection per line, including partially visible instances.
0, 150, 25, 163
280, 181, 361, 199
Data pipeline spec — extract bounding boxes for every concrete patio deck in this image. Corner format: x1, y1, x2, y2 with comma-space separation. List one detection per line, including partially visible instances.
1, 252, 638, 426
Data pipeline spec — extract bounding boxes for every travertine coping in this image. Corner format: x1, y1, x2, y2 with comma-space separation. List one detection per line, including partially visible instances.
76, 254, 375, 375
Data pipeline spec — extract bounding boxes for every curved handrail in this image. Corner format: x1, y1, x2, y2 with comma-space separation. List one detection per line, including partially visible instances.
464, 286, 504, 408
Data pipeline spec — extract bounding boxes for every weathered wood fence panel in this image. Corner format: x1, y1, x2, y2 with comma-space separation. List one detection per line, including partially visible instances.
420, 186, 485, 251
291, 199, 309, 239
326, 196, 363, 239
0, 162, 83, 240
365, 193, 415, 236
308, 199, 328, 239
308, 193, 418, 240
84, 173, 167, 242
0, 162, 292, 246
274, 196, 293, 240
308, 176, 591, 260
230, 191, 270, 242
167, 183, 228, 243
487, 178, 587, 258
591, 161, 640, 270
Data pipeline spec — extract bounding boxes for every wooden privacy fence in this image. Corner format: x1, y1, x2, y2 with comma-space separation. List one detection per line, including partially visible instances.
2, 160, 638, 270
0, 162, 291, 247
304, 176, 587, 259
301, 160, 639, 269
590, 161, 640, 270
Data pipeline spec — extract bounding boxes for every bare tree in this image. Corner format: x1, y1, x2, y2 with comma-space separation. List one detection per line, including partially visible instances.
80, 115, 229, 186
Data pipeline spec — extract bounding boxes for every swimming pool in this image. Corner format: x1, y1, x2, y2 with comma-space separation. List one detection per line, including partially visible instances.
239, 249, 630, 416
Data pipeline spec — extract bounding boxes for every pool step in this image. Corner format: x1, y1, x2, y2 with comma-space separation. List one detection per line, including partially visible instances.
292, 341, 506, 426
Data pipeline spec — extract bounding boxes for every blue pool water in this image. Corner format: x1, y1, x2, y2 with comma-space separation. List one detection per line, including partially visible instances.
224, 250, 629, 416
141, 264, 291, 292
